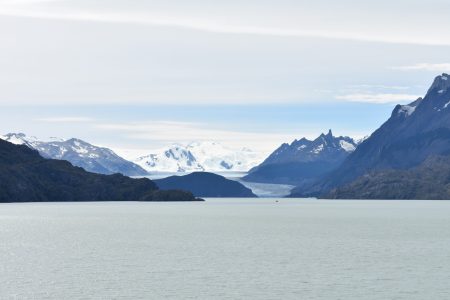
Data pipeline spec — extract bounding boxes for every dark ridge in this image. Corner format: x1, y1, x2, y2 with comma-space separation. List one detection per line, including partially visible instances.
0, 139, 201, 202
326, 155, 450, 200
155, 172, 257, 198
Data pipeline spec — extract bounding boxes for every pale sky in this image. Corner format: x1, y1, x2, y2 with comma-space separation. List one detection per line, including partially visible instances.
0, 0, 449, 158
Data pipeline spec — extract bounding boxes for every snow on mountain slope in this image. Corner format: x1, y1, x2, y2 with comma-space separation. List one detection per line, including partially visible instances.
0, 133, 148, 176
134, 145, 203, 173
1, 133, 40, 148
258, 130, 358, 167
187, 142, 263, 172
339, 140, 356, 152
243, 130, 358, 185
134, 141, 264, 173
292, 73, 450, 197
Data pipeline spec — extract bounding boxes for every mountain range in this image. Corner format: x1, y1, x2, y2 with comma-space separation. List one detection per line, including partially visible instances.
1, 134, 264, 175
243, 130, 358, 185
1, 133, 148, 176
3, 73, 450, 200
292, 73, 450, 199
134, 141, 263, 173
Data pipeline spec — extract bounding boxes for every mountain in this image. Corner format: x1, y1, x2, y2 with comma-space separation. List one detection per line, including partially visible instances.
292, 73, 450, 198
134, 144, 203, 173
0, 133, 148, 176
135, 141, 263, 173
154, 172, 257, 198
243, 130, 357, 185
0, 139, 200, 202
188, 142, 263, 172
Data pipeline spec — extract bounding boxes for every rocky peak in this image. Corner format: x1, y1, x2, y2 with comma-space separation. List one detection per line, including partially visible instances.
393, 97, 423, 118
393, 73, 450, 119
427, 73, 450, 95
318, 129, 333, 139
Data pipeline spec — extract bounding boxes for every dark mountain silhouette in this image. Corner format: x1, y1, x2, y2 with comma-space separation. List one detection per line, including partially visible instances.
155, 172, 257, 198
327, 156, 450, 200
0, 139, 200, 202
1, 133, 148, 176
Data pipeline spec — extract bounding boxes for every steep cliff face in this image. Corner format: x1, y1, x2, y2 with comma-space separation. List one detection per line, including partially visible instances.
292, 73, 450, 197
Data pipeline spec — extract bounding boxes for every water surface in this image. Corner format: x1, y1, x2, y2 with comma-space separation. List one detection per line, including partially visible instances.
1, 199, 450, 299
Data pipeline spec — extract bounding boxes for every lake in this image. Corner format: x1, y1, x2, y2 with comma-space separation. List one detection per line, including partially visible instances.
1, 199, 450, 299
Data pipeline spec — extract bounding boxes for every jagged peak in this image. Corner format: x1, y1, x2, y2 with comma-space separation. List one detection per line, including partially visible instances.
317, 130, 336, 143
317, 129, 334, 139
290, 137, 309, 146
427, 73, 450, 95
394, 73, 450, 118
393, 73, 450, 118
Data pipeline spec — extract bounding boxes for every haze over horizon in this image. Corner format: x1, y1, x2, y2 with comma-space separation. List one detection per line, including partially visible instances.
1, 0, 449, 158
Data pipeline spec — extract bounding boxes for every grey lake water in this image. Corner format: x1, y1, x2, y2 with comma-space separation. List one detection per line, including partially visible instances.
1, 199, 450, 299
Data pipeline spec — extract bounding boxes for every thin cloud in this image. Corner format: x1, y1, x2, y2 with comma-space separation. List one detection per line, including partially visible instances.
36, 117, 94, 123
336, 93, 421, 104
391, 63, 450, 71
1, 7, 450, 46
346, 84, 410, 91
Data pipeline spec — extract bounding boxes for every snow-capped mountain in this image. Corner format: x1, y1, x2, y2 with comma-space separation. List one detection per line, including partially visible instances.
243, 130, 358, 185
134, 145, 203, 173
1, 133, 41, 148
134, 141, 264, 173
256, 129, 357, 166
187, 141, 263, 172
0, 133, 148, 176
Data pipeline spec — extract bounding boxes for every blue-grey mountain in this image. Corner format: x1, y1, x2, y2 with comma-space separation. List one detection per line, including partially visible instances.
292, 73, 450, 199
243, 130, 357, 185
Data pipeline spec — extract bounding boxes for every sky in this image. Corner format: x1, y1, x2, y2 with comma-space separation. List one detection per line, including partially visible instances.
0, 0, 449, 159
